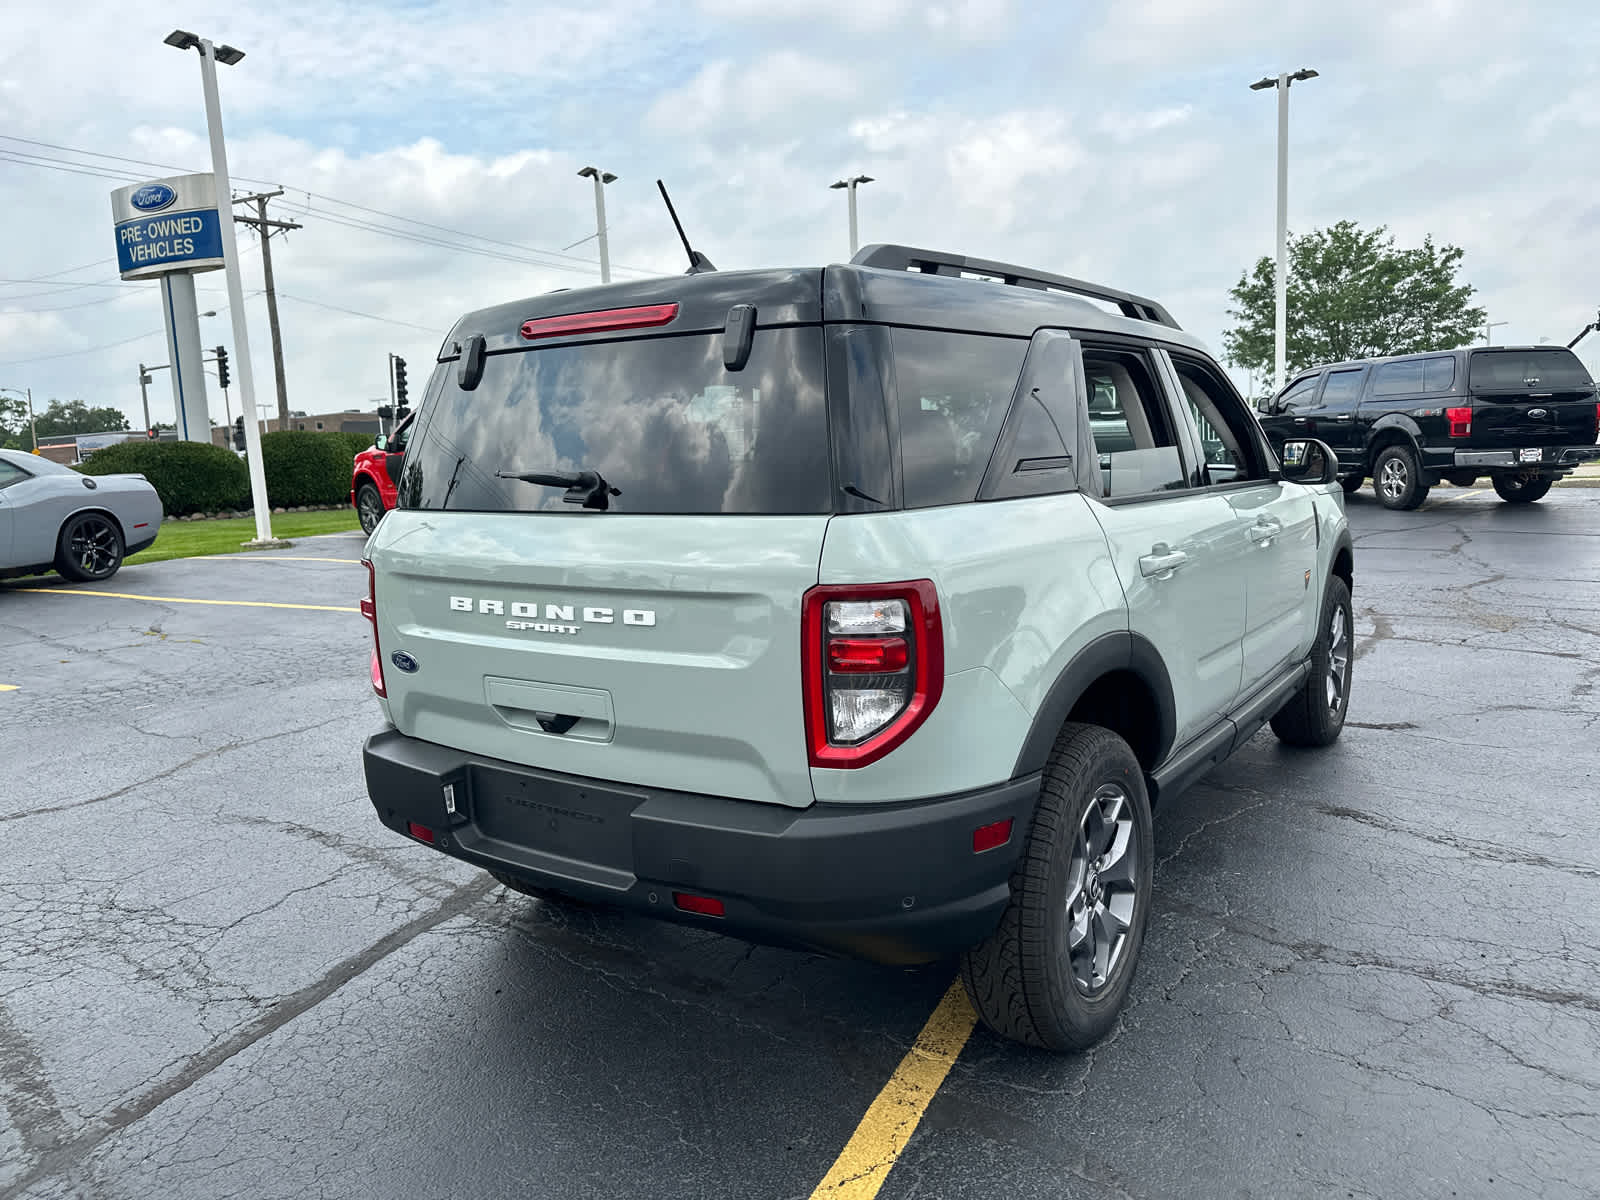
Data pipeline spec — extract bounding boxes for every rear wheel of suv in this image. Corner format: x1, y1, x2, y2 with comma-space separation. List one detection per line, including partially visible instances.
1270, 576, 1352, 747
1492, 472, 1553, 504
1339, 475, 1363, 495
960, 723, 1153, 1052
1373, 444, 1429, 510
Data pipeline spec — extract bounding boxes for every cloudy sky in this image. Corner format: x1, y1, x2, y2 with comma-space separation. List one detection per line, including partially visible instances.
2, 0, 1598, 431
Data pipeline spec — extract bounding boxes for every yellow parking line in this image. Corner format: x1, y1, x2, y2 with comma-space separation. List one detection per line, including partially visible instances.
810, 980, 977, 1199
192, 555, 363, 564
23, 588, 357, 614
0, 684, 18, 692
1435, 488, 1486, 502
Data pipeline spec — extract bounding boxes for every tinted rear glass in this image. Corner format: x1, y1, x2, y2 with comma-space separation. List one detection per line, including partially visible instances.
891, 329, 1026, 507
1469, 349, 1593, 391
1372, 361, 1424, 396
401, 329, 831, 514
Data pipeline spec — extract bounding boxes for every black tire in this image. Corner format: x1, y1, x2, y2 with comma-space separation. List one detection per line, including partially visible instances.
960, 723, 1153, 1052
1447, 472, 1479, 488
1339, 475, 1363, 495
1372, 443, 1429, 510
54, 512, 124, 582
1492, 472, 1552, 504
355, 481, 385, 535
1270, 576, 1353, 747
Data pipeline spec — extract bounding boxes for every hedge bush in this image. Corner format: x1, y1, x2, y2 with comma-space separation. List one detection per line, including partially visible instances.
77, 440, 248, 516
260, 431, 360, 508
331, 431, 380, 463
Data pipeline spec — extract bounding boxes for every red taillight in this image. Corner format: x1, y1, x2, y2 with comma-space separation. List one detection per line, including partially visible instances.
802, 581, 943, 770
827, 636, 909, 674
362, 559, 385, 697
407, 821, 435, 844
520, 303, 678, 341
673, 892, 725, 917
1446, 406, 1472, 438
972, 818, 1014, 853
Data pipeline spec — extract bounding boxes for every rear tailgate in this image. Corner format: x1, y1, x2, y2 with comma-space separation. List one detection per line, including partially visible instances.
370, 512, 826, 807
1468, 348, 1599, 449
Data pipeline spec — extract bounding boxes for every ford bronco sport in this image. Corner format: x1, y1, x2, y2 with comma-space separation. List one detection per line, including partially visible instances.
1257, 346, 1600, 509
360, 246, 1355, 1050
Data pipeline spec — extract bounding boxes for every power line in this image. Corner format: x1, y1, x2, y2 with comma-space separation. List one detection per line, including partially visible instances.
274, 293, 440, 334
0, 327, 167, 369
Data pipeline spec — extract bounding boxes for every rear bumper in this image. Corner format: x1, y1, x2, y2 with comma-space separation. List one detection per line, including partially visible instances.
363, 727, 1038, 965
1453, 445, 1600, 469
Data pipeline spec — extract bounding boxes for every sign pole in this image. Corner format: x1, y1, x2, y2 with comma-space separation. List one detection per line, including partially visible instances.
195, 38, 277, 546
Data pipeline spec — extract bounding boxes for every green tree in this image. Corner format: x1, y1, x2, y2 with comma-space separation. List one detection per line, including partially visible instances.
1223, 220, 1486, 386
0, 394, 28, 449
32, 399, 132, 437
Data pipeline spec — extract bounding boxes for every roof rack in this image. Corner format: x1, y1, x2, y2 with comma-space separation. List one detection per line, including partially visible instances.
850, 244, 1181, 330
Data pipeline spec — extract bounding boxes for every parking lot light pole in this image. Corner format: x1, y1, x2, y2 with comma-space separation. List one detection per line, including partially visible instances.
165, 28, 279, 546
1484, 319, 1508, 345
577, 167, 617, 284
0, 385, 34, 451
830, 175, 874, 256
1251, 68, 1318, 393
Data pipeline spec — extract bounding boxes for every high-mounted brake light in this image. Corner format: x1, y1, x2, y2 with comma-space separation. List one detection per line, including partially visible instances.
520, 303, 678, 341
802, 581, 943, 769
1446, 406, 1472, 438
361, 559, 385, 697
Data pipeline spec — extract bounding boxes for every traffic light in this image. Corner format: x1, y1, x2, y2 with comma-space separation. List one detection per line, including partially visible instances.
233, 415, 245, 450
147, 428, 158, 440
376, 405, 393, 420
215, 345, 230, 390
393, 356, 408, 406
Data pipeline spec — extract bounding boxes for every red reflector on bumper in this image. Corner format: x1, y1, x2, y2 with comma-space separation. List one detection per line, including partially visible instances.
972, 818, 1014, 853
407, 821, 436, 844
672, 892, 725, 917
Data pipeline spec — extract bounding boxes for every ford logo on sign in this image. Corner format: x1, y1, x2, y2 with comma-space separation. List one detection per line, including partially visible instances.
130, 184, 177, 212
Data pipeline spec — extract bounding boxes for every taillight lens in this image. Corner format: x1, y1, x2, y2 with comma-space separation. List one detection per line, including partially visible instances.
1446, 406, 1472, 438
520, 303, 678, 341
802, 581, 943, 769
361, 559, 385, 697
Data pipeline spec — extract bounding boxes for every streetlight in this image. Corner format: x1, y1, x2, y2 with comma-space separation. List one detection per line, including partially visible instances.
1484, 320, 1509, 345
165, 29, 279, 547
0, 385, 35, 452
1250, 67, 1318, 393
577, 166, 617, 284
830, 175, 874, 256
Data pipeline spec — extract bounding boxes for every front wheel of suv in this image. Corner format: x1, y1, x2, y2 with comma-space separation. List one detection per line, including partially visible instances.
961, 723, 1153, 1052
1492, 472, 1553, 504
1270, 576, 1353, 747
1373, 444, 1429, 510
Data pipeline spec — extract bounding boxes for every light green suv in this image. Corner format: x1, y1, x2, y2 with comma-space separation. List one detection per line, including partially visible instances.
360, 245, 1354, 1051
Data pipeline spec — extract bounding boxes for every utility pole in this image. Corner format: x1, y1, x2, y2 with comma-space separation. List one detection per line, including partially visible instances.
232, 188, 302, 430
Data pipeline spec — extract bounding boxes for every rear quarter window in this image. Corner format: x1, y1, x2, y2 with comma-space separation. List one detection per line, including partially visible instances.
890, 329, 1026, 508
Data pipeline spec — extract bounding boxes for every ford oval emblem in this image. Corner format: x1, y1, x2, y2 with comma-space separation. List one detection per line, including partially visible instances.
130, 184, 177, 212
390, 651, 419, 673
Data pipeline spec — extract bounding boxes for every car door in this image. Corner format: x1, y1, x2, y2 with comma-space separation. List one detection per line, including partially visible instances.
1164, 351, 1321, 693
1308, 366, 1367, 472
383, 413, 414, 493
1257, 371, 1321, 450
0, 457, 21, 564
1075, 340, 1247, 747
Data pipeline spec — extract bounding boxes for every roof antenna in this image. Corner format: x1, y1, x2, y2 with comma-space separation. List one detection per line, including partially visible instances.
657, 180, 716, 274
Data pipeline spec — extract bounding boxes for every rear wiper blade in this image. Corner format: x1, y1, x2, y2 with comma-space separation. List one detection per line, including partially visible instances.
495, 467, 621, 511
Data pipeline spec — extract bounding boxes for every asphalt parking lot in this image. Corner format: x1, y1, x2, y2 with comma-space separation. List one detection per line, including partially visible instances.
3, 490, 1598, 1200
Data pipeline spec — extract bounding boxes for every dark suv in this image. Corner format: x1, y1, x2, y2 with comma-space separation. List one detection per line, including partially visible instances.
1256, 346, 1600, 509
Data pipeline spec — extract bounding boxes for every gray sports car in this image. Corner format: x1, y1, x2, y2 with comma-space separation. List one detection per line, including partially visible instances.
0, 448, 162, 583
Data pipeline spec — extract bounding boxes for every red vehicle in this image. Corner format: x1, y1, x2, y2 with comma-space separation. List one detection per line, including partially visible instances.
351, 412, 413, 534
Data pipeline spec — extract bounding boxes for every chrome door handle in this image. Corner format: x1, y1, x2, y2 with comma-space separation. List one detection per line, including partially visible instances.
1293, 417, 1308, 424
1249, 518, 1281, 546
1139, 545, 1189, 578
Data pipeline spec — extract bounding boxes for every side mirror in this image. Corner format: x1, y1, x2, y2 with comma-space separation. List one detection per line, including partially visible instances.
1256, 396, 1276, 415
374, 434, 388, 451
1280, 438, 1338, 485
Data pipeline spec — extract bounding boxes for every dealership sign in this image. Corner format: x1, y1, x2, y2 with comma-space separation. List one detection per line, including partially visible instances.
110, 173, 225, 280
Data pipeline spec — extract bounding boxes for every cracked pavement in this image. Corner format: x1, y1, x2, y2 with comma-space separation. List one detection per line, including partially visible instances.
2, 491, 1598, 1199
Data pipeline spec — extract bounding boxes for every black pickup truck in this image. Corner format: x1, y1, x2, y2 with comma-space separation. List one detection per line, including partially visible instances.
1256, 346, 1600, 509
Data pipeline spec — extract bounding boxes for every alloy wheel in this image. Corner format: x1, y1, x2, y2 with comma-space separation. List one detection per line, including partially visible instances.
1064, 784, 1140, 995
1326, 603, 1350, 713
70, 516, 120, 578
1379, 457, 1408, 502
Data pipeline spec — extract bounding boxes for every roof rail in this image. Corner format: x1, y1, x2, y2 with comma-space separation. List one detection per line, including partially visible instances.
850, 244, 1181, 330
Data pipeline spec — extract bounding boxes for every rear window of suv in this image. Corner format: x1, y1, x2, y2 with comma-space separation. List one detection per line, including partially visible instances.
1468, 348, 1593, 391
400, 329, 831, 514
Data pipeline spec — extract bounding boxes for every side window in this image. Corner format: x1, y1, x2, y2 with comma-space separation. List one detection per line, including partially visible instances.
1081, 346, 1186, 498
1372, 361, 1425, 396
1422, 356, 1456, 392
1319, 368, 1366, 409
392, 417, 413, 452
0, 459, 31, 489
891, 329, 1026, 508
1170, 357, 1269, 484
1275, 374, 1320, 412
